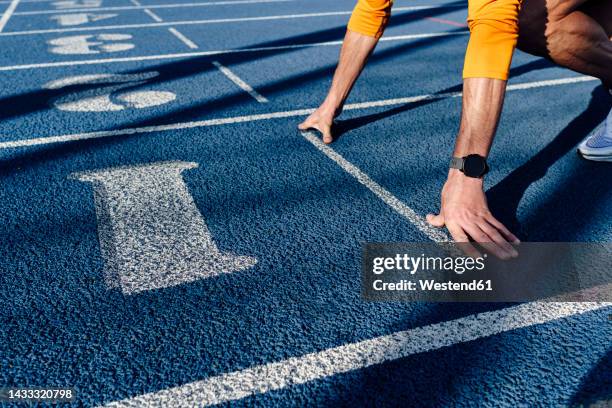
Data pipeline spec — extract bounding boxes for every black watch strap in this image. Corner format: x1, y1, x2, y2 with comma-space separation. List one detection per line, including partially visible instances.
449, 156, 463, 170
450, 154, 489, 178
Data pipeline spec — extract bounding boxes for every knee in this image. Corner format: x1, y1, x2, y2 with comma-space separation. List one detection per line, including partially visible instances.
347, 0, 393, 38
544, 13, 597, 60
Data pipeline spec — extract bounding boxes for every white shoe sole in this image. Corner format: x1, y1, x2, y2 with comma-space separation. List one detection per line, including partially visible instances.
577, 126, 612, 161
577, 150, 612, 162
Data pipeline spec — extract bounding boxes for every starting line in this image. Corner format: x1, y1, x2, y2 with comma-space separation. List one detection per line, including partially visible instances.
100, 301, 611, 407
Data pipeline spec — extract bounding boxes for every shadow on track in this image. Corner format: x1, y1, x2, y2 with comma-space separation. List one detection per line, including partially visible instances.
486, 86, 611, 240
329, 58, 556, 141
0, 29, 470, 172
0, 1, 467, 123
569, 348, 612, 407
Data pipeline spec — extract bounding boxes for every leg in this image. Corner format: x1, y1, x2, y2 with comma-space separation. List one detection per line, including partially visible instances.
517, 0, 612, 161
298, 0, 392, 143
517, 0, 612, 87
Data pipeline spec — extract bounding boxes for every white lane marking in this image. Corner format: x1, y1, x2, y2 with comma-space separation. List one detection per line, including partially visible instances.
43, 72, 176, 112
0, 76, 597, 149
137, 2, 200, 52
13, 2, 441, 16
51, 13, 117, 27
168, 27, 198, 49
72, 161, 257, 295
2, 6, 459, 35
52, 0, 101, 9
47, 33, 134, 54
425, 16, 466, 28
0, 0, 22, 32
1, 0, 56, 2
143, 8, 162, 22
212, 61, 268, 103
99, 302, 611, 407
301, 131, 448, 241
0, 32, 468, 70
129, 0, 140, 6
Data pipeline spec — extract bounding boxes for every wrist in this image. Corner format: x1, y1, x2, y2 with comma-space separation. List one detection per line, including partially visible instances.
322, 95, 343, 116
449, 153, 489, 179
447, 168, 484, 186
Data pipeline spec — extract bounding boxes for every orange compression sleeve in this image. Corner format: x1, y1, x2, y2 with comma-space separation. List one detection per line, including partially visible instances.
463, 0, 522, 80
347, 0, 393, 38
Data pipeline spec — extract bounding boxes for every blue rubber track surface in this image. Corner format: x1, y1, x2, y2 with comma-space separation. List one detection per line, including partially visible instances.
0, 0, 610, 406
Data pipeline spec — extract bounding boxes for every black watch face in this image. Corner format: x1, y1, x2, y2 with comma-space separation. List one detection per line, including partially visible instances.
463, 154, 487, 177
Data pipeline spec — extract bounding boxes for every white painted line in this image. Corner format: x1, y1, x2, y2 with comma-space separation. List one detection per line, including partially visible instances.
143, 8, 163, 22
12, 0, 296, 16
302, 130, 448, 241
0, 0, 21, 32
0, 76, 597, 149
168, 27, 198, 49
3, 6, 458, 35
0, 32, 468, 71
0, 0, 96, 3
425, 16, 466, 28
99, 302, 611, 407
212, 60, 268, 103
72, 161, 257, 294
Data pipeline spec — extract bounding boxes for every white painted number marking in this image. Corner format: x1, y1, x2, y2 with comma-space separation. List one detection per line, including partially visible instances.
48, 33, 133, 54
43, 72, 176, 112
53, 0, 102, 9
73, 162, 257, 294
51, 13, 117, 26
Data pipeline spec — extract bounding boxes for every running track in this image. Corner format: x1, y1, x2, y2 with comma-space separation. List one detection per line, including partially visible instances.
0, 0, 610, 406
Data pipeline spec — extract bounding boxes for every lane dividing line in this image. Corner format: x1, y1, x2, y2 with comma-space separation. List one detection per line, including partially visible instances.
0, 0, 55, 3
0, 0, 21, 32
425, 16, 466, 27
302, 131, 448, 241
136, 2, 200, 52
0, 32, 469, 71
99, 302, 610, 407
169, 27, 198, 49
212, 61, 268, 103
12, 0, 298, 15
144, 8, 163, 22
0, 76, 597, 149
2, 6, 462, 34
0, 0, 105, 3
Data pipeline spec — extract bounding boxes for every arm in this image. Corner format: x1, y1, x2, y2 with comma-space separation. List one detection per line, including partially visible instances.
299, 0, 392, 143
428, 0, 522, 258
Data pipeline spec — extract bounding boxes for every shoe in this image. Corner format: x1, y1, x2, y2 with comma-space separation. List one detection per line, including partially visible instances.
578, 108, 612, 162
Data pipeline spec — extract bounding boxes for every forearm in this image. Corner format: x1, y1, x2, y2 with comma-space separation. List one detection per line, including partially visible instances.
453, 77, 507, 158
455, 0, 522, 157
298, 0, 390, 143
321, 30, 379, 113
320, 0, 392, 112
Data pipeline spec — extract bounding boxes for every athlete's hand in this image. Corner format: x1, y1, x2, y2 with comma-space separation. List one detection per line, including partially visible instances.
427, 170, 520, 259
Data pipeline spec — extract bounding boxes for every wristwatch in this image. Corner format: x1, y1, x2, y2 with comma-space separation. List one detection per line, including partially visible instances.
450, 154, 489, 178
